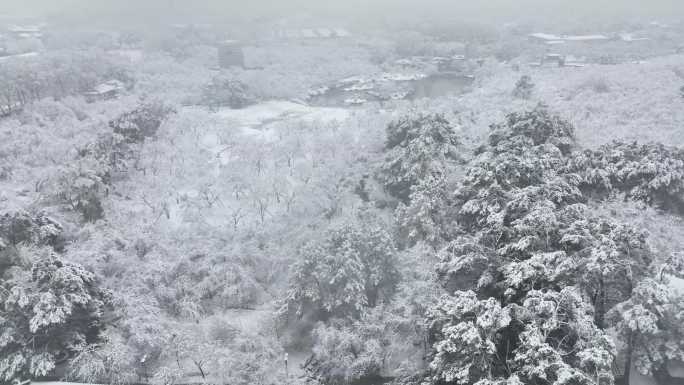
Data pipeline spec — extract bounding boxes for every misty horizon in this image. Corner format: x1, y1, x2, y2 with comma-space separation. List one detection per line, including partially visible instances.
2, 0, 684, 25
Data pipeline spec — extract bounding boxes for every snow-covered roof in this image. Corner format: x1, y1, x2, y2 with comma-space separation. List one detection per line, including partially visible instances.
344, 96, 367, 105
7, 24, 42, 33
619, 33, 650, 42
333, 28, 351, 37
316, 28, 333, 38
343, 82, 375, 92
530, 33, 610, 42
529, 33, 562, 41
379, 72, 427, 82
18, 32, 42, 39
563, 35, 609, 41
86, 80, 125, 95
564, 55, 586, 63
300, 29, 317, 38
0, 52, 39, 62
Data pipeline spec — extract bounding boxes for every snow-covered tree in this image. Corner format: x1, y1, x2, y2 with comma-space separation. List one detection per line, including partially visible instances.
109, 101, 175, 144
200, 76, 254, 110
608, 255, 684, 385
424, 106, 678, 385
284, 210, 399, 320
0, 252, 112, 382
378, 114, 462, 203
425, 291, 511, 385
567, 142, 684, 213
0, 210, 64, 253
396, 174, 459, 249
512, 75, 534, 100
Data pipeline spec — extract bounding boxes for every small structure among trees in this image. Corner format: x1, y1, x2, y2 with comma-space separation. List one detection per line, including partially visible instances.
83, 79, 125, 103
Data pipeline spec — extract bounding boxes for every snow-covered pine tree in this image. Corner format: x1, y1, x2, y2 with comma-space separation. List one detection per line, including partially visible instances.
0, 252, 112, 382
378, 114, 462, 203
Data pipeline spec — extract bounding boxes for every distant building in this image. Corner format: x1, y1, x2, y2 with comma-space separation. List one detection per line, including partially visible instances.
218, 40, 244, 69
564, 55, 587, 67
271, 27, 351, 40
542, 53, 565, 66
7, 25, 43, 39
315, 28, 333, 38
332, 28, 351, 38
619, 33, 650, 42
563, 34, 610, 42
83, 80, 125, 103
300, 29, 317, 39
528, 33, 563, 43
529, 33, 610, 44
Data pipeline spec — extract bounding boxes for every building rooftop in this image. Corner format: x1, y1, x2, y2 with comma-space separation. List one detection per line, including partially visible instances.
85, 80, 125, 95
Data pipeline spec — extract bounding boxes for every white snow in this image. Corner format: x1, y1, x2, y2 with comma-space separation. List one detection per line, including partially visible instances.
0, 52, 39, 62
213, 100, 350, 128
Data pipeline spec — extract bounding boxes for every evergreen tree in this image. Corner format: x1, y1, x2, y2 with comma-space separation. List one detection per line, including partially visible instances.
0, 253, 112, 382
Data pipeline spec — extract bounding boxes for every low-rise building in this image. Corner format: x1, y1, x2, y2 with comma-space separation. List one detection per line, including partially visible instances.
7, 25, 43, 39
83, 80, 125, 103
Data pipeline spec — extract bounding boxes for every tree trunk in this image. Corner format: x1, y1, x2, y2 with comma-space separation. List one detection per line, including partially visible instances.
594, 278, 606, 329
616, 333, 633, 385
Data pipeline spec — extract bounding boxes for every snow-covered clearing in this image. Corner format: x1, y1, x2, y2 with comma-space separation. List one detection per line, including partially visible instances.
213, 100, 352, 129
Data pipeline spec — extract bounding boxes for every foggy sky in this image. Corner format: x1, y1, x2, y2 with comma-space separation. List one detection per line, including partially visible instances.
1, 0, 683, 24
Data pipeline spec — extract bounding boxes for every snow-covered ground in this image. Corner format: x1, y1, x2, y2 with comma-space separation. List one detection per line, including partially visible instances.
0, 52, 40, 62
213, 100, 351, 128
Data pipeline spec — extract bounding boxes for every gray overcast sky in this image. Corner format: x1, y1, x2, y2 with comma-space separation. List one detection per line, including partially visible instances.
1, 0, 683, 22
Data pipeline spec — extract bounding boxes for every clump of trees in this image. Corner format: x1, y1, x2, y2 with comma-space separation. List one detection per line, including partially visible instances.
109, 101, 175, 144
148, 255, 261, 319
55, 101, 174, 222
200, 76, 254, 110
284, 210, 399, 321
421, 106, 684, 385
567, 141, 684, 213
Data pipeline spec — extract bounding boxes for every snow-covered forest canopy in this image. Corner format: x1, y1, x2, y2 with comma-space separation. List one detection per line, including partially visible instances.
1, 2, 684, 385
